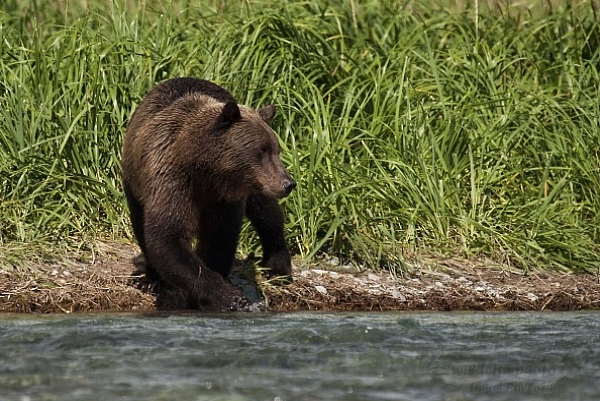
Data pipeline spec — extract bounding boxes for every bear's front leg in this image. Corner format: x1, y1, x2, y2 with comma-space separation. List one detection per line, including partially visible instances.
144, 215, 249, 311
245, 193, 293, 281
190, 267, 250, 311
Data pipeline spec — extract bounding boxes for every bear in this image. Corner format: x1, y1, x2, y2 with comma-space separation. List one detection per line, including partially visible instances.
121, 77, 296, 311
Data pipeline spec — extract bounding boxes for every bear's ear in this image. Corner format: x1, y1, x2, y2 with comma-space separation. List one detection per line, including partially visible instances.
214, 101, 241, 134
258, 104, 276, 123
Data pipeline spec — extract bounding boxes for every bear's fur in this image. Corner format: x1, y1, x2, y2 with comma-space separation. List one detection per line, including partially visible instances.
121, 77, 296, 310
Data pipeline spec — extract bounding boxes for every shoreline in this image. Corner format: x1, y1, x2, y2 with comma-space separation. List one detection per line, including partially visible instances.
1, 242, 598, 314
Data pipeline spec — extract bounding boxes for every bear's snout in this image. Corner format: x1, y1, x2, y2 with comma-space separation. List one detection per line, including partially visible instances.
283, 178, 296, 197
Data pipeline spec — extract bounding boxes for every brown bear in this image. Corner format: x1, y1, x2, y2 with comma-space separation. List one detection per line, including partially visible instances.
121, 77, 296, 311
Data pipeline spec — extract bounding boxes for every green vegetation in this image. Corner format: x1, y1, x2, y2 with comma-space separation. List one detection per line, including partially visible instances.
1, 0, 599, 273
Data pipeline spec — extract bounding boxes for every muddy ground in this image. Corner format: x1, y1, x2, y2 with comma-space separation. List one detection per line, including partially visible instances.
0, 241, 598, 313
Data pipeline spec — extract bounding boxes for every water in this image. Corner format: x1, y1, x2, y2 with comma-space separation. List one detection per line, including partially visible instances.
1, 311, 599, 401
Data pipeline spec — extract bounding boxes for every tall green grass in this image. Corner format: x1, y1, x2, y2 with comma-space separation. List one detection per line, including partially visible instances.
1, 0, 599, 273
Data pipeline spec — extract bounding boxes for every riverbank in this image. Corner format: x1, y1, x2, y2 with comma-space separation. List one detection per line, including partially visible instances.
1, 242, 598, 313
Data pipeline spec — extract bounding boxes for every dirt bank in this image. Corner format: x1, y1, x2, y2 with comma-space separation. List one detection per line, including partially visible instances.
1, 241, 598, 313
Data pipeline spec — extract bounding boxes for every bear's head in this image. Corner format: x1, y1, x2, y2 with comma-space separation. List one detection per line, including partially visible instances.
202, 100, 296, 201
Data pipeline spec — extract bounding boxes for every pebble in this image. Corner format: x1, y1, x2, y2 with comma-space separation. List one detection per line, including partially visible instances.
315, 285, 327, 295
390, 290, 406, 302
311, 269, 329, 275
526, 293, 538, 302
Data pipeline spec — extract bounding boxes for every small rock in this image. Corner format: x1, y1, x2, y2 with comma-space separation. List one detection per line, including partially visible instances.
526, 293, 538, 302
312, 269, 328, 275
390, 290, 406, 302
315, 285, 327, 295
367, 273, 380, 281
246, 301, 265, 312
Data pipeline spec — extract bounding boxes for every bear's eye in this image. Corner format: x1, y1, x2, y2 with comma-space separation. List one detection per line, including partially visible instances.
259, 145, 270, 158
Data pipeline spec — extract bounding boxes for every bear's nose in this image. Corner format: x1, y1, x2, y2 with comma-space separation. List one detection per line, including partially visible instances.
283, 179, 296, 196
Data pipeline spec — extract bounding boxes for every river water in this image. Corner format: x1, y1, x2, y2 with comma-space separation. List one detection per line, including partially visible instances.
1, 311, 598, 401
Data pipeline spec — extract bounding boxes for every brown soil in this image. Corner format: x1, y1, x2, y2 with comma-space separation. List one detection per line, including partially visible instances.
1, 241, 598, 313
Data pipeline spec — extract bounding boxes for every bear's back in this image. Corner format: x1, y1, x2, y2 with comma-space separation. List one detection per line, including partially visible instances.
140, 77, 236, 115
125, 77, 237, 145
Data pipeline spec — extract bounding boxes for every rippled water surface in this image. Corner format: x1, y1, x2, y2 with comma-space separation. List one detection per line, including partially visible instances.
1, 311, 599, 401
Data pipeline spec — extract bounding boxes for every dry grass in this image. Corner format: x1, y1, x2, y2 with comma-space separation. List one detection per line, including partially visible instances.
264, 262, 600, 312
1, 242, 598, 313
0, 242, 154, 313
